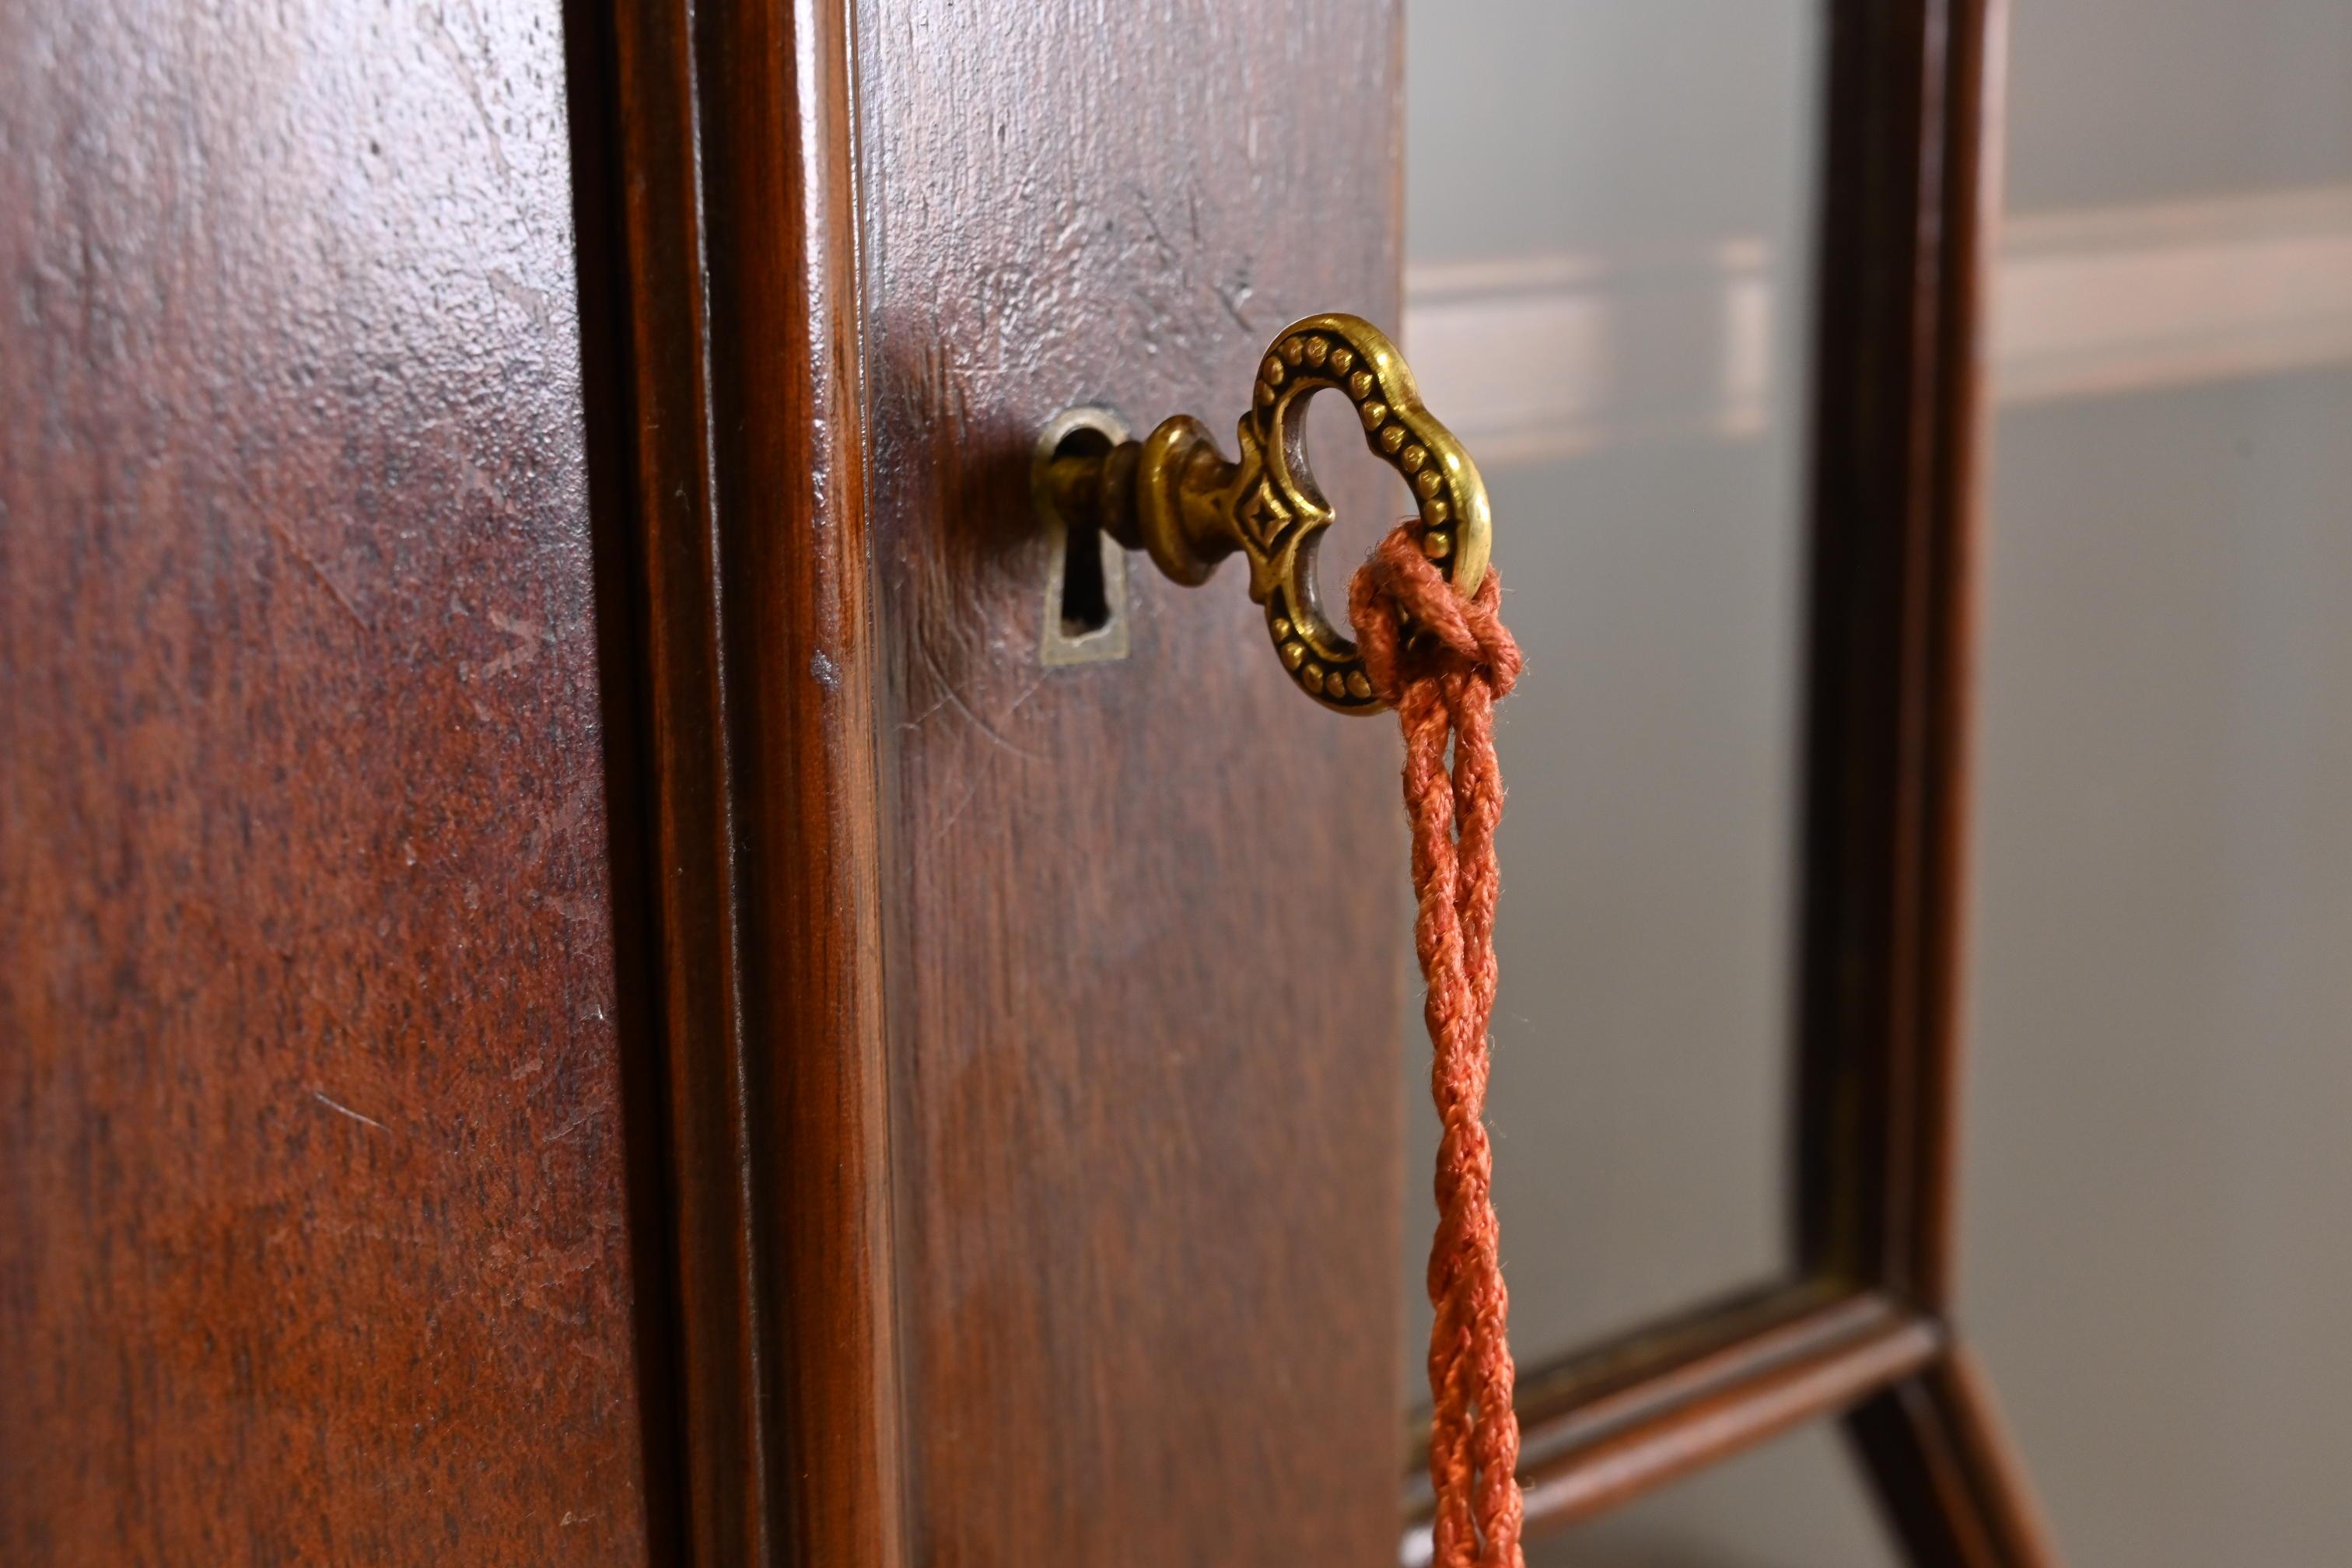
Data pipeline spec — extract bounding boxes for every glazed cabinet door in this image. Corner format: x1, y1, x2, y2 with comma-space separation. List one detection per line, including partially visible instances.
5, 1, 2041, 1565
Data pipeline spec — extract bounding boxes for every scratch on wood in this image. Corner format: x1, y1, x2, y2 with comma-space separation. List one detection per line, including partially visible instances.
914, 643, 1045, 761
926, 764, 985, 843
267, 518, 370, 632
541, 1105, 604, 1146
478, 610, 544, 677
1218, 275, 1255, 333
310, 1089, 390, 1133
1133, 187, 1182, 268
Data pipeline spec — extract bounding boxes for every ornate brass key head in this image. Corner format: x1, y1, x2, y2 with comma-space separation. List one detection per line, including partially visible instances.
1036, 313, 1491, 714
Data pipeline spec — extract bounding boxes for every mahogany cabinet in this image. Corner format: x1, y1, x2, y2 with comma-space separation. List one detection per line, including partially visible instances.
2, 2, 2049, 1564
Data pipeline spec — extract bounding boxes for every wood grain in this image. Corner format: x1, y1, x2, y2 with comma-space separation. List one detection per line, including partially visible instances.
0, 2, 656, 1563
859, 4, 1408, 1564
595, 0, 905, 1563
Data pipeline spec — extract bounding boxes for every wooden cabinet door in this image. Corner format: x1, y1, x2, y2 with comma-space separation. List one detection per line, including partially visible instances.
6, 2, 2049, 1566
2, 3, 659, 1563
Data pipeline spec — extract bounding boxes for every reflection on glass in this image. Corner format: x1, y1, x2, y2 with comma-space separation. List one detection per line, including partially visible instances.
1400, 0, 1823, 1374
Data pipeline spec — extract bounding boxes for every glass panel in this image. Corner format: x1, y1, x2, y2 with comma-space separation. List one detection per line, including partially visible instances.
1536, 1423, 1900, 1566
1399, 0, 1822, 1374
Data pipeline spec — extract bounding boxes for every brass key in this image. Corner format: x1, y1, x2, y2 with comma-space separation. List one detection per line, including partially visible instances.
1035, 313, 1491, 713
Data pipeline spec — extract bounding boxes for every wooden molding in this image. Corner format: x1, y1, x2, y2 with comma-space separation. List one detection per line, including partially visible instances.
1402, 1287, 1944, 1566
592, 2, 905, 1564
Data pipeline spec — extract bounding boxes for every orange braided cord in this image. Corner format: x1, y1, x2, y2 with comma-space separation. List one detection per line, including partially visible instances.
1352, 527, 1524, 1568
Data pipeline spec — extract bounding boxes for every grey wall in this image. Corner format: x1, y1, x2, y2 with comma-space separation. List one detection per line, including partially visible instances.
1405, 1, 2352, 1562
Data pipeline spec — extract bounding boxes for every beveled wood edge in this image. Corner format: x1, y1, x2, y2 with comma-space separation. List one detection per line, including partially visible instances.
1510, 1282, 1907, 1472
593, 1, 904, 1565
1400, 1286, 1944, 1563
1846, 1346, 2064, 1568
1794, 0, 2007, 1324
594, 4, 761, 1556
1822, 16, 2055, 1567
723, 5, 908, 1566
1899, 0, 2007, 1325
1514, 1304, 1940, 1542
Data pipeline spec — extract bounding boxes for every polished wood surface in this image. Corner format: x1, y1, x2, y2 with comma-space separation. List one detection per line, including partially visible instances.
859, 5, 1405, 1565
594, 1, 1409, 1563
593, 0, 905, 1563
0, 2, 656, 1563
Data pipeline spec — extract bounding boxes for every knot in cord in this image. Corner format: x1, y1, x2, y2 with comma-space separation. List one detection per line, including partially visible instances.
1349, 523, 1525, 1568
1348, 528, 1521, 710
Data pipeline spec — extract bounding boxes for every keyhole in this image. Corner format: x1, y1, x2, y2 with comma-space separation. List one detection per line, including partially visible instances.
1059, 498, 1110, 635
1035, 408, 1131, 667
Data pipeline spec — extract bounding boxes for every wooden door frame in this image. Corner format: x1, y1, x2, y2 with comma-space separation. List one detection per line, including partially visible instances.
583, 2, 901, 1563
576, 0, 2056, 1563
1402, 1, 2060, 1562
